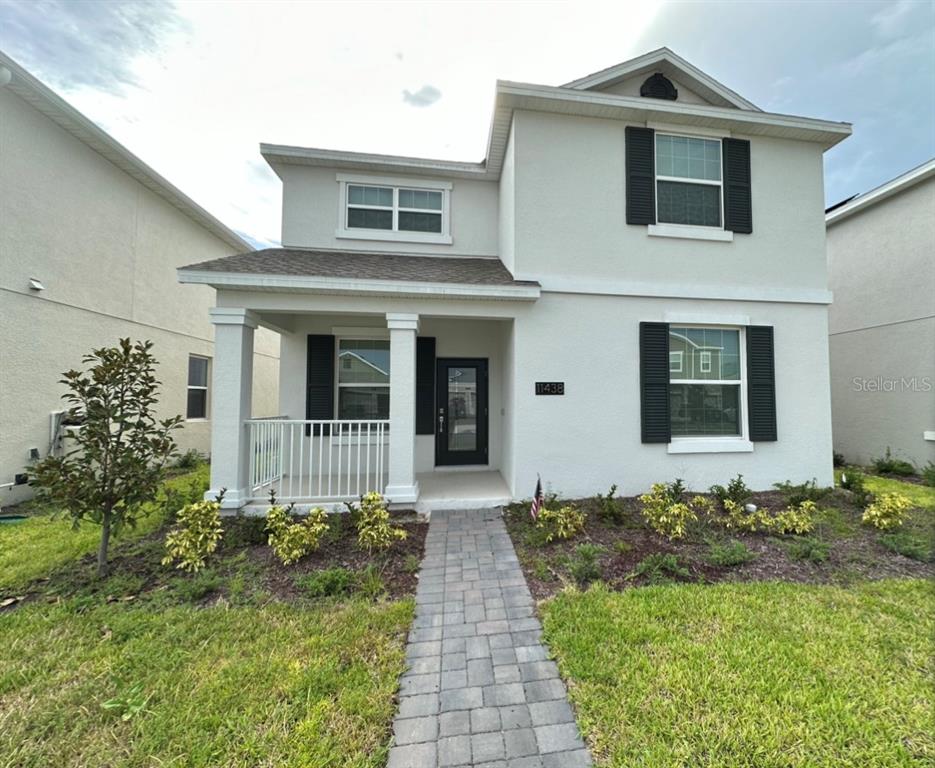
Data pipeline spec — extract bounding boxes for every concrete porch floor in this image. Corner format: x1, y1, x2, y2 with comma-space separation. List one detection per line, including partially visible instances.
414, 470, 512, 515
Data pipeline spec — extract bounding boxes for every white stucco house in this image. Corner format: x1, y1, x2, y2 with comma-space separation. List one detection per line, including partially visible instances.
0, 51, 280, 505
178, 48, 852, 512
826, 159, 935, 468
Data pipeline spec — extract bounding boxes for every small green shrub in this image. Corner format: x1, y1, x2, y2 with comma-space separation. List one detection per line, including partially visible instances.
173, 569, 221, 601
638, 484, 701, 539
175, 449, 203, 470
872, 448, 916, 477
355, 492, 407, 553
266, 504, 330, 565
526, 556, 551, 581
594, 484, 624, 523
223, 514, 268, 548
403, 554, 421, 574
665, 478, 686, 502
295, 567, 354, 598
771, 500, 818, 535
162, 494, 225, 573
707, 539, 756, 567
535, 505, 586, 543
862, 493, 912, 531
880, 531, 932, 562
709, 474, 752, 506
631, 553, 690, 584
773, 479, 832, 506
921, 462, 935, 488
356, 564, 386, 599
612, 539, 633, 555
787, 537, 831, 563
833, 452, 846, 468
569, 544, 604, 585
839, 467, 873, 508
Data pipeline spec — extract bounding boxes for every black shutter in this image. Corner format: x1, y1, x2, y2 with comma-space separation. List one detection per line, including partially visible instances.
723, 138, 752, 234
626, 127, 656, 225
416, 337, 435, 435
306, 334, 334, 436
746, 326, 777, 441
640, 322, 670, 443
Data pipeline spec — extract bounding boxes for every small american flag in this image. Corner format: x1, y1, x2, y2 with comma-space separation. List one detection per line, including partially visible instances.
530, 476, 544, 520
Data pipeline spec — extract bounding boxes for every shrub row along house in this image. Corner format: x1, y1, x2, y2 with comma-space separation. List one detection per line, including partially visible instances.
178, 48, 852, 512
0, 51, 281, 506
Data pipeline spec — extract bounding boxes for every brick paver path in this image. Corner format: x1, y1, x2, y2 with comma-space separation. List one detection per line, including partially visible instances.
388, 508, 593, 768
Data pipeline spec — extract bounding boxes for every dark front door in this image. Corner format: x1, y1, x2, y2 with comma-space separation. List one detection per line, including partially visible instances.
436, 358, 488, 466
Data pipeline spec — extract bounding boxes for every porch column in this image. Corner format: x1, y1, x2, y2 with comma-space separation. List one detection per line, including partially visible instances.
385, 312, 420, 503
207, 308, 257, 508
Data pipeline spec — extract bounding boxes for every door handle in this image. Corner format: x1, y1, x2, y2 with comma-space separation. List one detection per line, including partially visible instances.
438, 413, 445, 431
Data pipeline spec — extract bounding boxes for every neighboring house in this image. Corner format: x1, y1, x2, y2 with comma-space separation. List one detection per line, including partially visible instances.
178, 48, 851, 512
826, 160, 935, 469
0, 52, 281, 505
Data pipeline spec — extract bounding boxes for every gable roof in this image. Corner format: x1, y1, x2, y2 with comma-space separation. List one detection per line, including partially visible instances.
0, 50, 249, 251
826, 158, 935, 226
562, 47, 761, 111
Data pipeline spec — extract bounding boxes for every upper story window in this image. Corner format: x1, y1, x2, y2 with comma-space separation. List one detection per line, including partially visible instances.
655, 134, 722, 228
337, 174, 452, 244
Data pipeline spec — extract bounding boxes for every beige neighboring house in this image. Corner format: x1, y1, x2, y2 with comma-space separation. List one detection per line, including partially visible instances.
0, 51, 280, 505
826, 159, 935, 468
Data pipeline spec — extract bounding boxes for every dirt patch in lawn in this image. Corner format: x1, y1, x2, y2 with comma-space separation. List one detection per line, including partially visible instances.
505, 489, 934, 601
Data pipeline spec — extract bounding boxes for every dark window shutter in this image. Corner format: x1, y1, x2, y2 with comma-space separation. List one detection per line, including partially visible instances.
416, 337, 436, 435
626, 127, 656, 225
723, 138, 752, 234
306, 334, 334, 436
640, 322, 670, 443
746, 326, 777, 441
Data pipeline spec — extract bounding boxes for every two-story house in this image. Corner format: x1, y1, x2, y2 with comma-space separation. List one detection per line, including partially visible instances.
179, 48, 851, 512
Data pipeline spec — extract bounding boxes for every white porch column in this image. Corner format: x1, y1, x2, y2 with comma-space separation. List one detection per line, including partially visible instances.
385, 312, 420, 503
207, 308, 257, 508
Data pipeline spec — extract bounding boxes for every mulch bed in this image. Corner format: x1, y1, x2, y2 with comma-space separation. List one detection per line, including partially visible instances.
504, 489, 934, 601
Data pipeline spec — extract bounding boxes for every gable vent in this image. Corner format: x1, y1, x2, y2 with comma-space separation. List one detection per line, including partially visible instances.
640, 72, 678, 101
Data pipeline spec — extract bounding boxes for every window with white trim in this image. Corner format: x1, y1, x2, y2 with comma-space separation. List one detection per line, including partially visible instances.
669, 351, 683, 374
186, 355, 209, 419
346, 183, 444, 234
656, 134, 722, 228
336, 339, 390, 420
669, 326, 742, 437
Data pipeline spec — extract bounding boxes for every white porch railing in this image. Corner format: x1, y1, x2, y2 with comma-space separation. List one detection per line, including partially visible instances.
248, 419, 389, 502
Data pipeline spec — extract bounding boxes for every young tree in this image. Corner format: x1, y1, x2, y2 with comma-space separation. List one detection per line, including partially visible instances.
31, 339, 183, 575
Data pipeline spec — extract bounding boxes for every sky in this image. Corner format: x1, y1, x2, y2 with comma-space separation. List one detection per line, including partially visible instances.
1, 0, 933, 248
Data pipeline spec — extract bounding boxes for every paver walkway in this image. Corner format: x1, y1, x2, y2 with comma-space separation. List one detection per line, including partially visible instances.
388, 508, 593, 768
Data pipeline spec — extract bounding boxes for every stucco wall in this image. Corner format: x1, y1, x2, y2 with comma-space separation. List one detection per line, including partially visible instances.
827, 177, 935, 467
277, 164, 499, 256
0, 85, 280, 504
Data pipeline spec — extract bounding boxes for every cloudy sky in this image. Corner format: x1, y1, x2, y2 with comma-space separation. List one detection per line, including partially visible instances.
1, 0, 932, 247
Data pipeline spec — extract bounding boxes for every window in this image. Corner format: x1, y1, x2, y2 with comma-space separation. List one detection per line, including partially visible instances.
346, 184, 443, 234
337, 339, 390, 420
669, 351, 683, 374
656, 134, 722, 228
668, 327, 742, 437
187, 355, 209, 419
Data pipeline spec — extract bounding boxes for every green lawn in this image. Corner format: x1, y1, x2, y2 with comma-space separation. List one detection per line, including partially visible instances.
542, 579, 934, 767
864, 475, 935, 509
0, 598, 412, 768
0, 465, 208, 593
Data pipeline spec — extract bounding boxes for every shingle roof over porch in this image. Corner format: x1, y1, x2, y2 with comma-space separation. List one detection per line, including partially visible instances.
181, 248, 539, 288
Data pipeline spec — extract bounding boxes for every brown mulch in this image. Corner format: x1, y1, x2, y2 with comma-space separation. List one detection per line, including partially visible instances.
505, 489, 934, 601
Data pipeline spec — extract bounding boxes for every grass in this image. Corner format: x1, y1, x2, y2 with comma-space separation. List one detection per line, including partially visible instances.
542, 579, 935, 767
0, 597, 413, 767
864, 474, 935, 510
0, 465, 209, 594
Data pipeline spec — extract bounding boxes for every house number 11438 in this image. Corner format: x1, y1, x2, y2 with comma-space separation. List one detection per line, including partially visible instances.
535, 382, 564, 395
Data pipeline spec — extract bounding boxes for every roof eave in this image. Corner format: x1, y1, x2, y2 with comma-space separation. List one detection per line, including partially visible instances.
826, 158, 935, 225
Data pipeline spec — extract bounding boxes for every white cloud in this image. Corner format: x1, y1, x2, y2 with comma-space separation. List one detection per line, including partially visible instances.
403, 84, 442, 107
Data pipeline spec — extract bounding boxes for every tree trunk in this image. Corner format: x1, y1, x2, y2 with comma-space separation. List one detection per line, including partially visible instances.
98, 510, 112, 577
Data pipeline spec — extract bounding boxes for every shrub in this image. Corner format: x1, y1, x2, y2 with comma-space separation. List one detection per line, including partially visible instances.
266, 504, 330, 565
535, 505, 586, 543
833, 452, 846, 468
569, 544, 604, 585
631, 553, 690, 584
665, 478, 686, 502
787, 537, 831, 563
862, 493, 912, 531
638, 484, 703, 540
355, 492, 407, 553
771, 500, 818, 535
839, 467, 873, 508
880, 532, 932, 562
612, 539, 633, 555
356, 564, 386, 599
223, 514, 268, 548
162, 494, 225, 573
714, 499, 769, 532
872, 447, 916, 477
707, 539, 756, 567
295, 567, 354, 598
709, 474, 752, 506
773, 479, 832, 506
403, 554, 421, 574
175, 449, 202, 470
594, 484, 624, 523
921, 462, 935, 488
